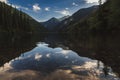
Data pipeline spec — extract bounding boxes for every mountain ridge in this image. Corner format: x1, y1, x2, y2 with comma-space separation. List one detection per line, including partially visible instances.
63, 0, 120, 34
0, 2, 47, 34
41, 16, 70, 31
54, 6, 98, 32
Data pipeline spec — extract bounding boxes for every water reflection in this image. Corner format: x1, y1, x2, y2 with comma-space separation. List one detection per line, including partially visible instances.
8, 42, 93, 73
0, 33, 46, 67
0, 43, 119, 80
64, 34, 120, 76
0, 33, 120, 80
48, 33, 120, 76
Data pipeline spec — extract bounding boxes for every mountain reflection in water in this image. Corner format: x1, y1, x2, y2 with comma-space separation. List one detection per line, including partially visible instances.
0, 42, 119, 80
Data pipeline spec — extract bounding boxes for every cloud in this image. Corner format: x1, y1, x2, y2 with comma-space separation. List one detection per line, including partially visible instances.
35, 53, 42, 61
33, 4, 41, 12
72, 2, 78, 6
65, 8, 69, 10
0, 0, 7, 3
85, 0, 98, 3
55, 10, 70, 16
0, 42, 119, 80
0, 0, 29, 11
85, 0, 106, 4
12, 5, 29, 10
2, 1, 29, 11
56, 50, 71, 55
45, 7, 50, 11
46, 54, 50, 58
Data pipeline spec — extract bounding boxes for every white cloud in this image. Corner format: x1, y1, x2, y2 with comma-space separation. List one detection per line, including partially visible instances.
85, 0, 98, 3
35, 53, 42, 60
45, 7, 50, 11
33, 4, 41, 12
65, 8, 69, 10
11, 5, 29, 10
55, 10, 70, 16
72, 2, 78, 6
5, 2, 29, 11
56, 50, 71, 55
0, 0, 29, 11
46, 54, 50, 58
0, 0, 7, 3
85, 0, 106, 4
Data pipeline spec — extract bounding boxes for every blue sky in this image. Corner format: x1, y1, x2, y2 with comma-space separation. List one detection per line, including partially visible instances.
0, 0, 101, 22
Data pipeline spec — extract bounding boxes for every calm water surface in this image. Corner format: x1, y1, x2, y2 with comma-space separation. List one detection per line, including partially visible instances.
0, 33, 120, 80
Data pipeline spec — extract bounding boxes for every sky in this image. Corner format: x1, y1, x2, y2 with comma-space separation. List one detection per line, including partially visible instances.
0, 0, 103, 22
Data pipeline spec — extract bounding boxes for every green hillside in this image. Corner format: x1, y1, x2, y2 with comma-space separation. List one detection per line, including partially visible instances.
0, 2, 47, 34
63, 0, 120, 35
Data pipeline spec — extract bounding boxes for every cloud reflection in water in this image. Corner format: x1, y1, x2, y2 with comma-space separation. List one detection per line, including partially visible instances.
0, 42, 119, 80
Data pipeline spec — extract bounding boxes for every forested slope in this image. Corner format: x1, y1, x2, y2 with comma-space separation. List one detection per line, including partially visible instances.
0, 2, 47, 34
62, 0, 120, 35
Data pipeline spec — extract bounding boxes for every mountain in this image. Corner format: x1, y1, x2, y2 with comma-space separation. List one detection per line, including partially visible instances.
41, 17, 60, 31
41, 16, 70, 31
55, 6, 98, 32
0, 2, 47, 34
58, 15, 70, 21
60, 0, 120, 35
29, 17, 47, 33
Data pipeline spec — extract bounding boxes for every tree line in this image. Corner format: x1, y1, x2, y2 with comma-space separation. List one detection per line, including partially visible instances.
0, 2, 32, 33
65, 0, 120, 35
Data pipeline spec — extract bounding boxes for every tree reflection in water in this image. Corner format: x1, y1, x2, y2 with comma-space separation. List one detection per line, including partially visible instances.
0, 42, 119, 80
0, 33, 120, 80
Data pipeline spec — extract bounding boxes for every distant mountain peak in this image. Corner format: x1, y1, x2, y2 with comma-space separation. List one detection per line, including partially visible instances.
48, 17, 59, 22
58, 15, 70, 21
41, 17, 60, 31
51, 17, 57, 19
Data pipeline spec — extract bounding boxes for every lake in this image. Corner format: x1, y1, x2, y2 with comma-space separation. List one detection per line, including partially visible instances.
0, 33, 120, 80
